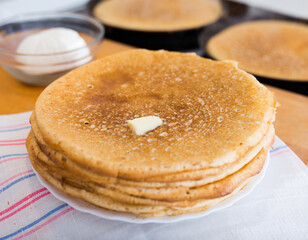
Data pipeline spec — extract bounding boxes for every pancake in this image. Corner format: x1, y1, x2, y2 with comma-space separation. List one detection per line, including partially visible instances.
28, 130, 267, 203
31, 153, 253, 218
33, 49, 276, 181
206, 20, 308, 81
30, 115, 274, 186
93, 0, 222, 32
31, 141, 267, 203
27, 135, 266, 210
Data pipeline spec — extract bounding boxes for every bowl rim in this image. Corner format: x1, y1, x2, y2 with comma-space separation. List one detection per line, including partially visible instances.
0, 11, 104, 57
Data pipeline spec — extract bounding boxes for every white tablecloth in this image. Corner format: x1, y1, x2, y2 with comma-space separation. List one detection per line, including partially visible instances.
0, 112, 308, 239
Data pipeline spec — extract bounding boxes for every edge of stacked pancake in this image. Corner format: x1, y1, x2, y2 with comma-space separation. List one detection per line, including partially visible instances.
26, 49, 276, 218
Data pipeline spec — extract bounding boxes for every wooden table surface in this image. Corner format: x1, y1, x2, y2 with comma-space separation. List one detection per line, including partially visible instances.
0, 40, 307, 163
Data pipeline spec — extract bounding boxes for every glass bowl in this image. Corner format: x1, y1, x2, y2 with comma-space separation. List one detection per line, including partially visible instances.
0, 12, 104, 86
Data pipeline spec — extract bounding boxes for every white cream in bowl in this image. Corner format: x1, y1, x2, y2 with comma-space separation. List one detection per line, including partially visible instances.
16, 27, 92, 75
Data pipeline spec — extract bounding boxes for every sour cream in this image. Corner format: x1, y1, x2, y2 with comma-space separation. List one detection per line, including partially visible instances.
16, 27, 91, 75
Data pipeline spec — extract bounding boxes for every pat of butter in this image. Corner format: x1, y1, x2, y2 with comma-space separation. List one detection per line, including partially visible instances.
127, 116, 163, 135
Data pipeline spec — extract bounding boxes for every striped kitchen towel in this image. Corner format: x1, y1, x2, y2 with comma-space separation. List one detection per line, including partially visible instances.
0, 112, 308, 240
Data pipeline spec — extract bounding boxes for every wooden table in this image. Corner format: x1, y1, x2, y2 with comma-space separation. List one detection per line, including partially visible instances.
1, 40, 307, 163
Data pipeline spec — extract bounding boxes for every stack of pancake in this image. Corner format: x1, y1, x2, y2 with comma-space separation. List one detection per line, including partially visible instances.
27, 50, 276, 218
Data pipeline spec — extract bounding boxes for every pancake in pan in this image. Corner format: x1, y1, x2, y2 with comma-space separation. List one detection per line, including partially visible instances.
206, 20, 308, 81
27, 49, 276, 217
93, 0, 223, 32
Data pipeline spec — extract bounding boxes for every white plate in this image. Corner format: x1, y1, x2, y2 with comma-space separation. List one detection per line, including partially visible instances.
33, 152, 270, 224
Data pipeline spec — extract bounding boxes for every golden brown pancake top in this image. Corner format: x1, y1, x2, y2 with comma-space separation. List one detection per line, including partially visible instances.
207, 20, 308, 81
93, 0, 222, 31
34, 50, 275, 179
